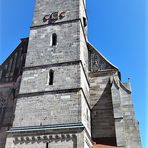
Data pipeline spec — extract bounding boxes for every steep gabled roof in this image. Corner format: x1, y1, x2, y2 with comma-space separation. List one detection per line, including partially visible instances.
0, 38, 29, 84
87, 42, 119, 71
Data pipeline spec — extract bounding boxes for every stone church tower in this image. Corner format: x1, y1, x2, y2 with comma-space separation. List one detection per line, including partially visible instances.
0, 0, 141, 148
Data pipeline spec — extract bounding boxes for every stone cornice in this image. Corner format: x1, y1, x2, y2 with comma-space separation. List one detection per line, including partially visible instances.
8, 123, 84, 133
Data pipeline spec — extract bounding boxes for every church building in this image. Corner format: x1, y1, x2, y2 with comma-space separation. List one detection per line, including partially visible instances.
0, 0, 141, 147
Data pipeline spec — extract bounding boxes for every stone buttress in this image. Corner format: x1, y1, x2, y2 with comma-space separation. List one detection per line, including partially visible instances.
88, 43, 141, 148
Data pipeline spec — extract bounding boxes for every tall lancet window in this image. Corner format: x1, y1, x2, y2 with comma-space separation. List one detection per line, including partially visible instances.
48, 69, 54, 85
51, 33, 57, 46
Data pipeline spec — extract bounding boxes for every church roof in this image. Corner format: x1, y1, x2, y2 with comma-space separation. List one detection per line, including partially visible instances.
87, 42, 119, 71
93, 144, 117, 148
0, 38, 29, 84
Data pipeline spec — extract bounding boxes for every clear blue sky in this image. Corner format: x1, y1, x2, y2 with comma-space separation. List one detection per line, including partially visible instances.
0, 0, 147, 147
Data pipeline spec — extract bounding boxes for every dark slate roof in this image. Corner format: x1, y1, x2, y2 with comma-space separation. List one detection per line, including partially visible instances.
0, 38, 29, 84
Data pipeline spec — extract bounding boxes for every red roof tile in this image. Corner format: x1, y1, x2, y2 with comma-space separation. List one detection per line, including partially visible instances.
93, 144, 117, 148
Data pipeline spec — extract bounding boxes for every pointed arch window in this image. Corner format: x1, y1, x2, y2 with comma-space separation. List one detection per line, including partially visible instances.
51, 33, 57, 46
48, 69, 54, 85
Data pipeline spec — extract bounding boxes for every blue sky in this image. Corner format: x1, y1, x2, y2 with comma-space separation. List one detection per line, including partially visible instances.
0, 0, 147, 147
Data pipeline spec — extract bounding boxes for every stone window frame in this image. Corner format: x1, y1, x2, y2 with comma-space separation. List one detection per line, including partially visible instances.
50, 33, 57, 47
46, 142, 49, 148
48, 69, 54, 85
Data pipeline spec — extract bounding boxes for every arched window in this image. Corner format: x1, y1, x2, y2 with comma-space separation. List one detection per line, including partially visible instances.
49, 69, 54, 85
51, 33, 57, 46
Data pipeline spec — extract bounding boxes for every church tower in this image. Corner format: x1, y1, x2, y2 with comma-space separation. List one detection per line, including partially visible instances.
2, 0, 142, 148
5, 0, 92, 147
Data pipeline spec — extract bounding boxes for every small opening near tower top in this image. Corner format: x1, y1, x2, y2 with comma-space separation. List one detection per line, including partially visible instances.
83, 17, 87, 27
46, 143, 48, 148
52, 33, 57, 46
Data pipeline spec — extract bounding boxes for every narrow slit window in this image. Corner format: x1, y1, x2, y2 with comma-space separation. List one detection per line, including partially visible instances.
86, 109, 89, 121
83, 17, 87, 27
51, 33, 57, 46
49, 69, 54, 85
46, 143, 48, 148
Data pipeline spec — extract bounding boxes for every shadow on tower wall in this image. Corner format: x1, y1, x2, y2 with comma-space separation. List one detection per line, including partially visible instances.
91, 81, 117, 146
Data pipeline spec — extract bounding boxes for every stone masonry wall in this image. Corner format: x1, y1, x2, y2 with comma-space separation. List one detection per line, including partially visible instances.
80, 64, 89, 100
81, 90, 91, 135
13, 91, 81, 127
0, 127, 7, 148
80, 22, 88, 74
19, 64, 80, 94
111, 76, 141, 148
89, 71, 116, 144
25, 22, 80, 68
32, 0, 79, 27
79, 0, 88, 36
120, 84, 141, 148
5, 129, 87, 148
0, 86, 16, 148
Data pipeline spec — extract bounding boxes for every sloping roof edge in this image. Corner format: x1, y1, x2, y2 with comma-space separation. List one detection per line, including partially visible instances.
0, 37, 29, 67
111, 77, 131, 94
87, 42, 119, 70
119, 81, 131, 94
111, 78, 120, 90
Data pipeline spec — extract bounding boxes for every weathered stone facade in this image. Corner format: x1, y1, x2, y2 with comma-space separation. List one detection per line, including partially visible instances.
0, 0, 141, 148
0, 39, 28, 147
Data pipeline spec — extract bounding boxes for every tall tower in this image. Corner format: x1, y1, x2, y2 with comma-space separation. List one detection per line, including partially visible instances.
3, 0, 142, 148
5, 0, 92, 147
